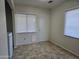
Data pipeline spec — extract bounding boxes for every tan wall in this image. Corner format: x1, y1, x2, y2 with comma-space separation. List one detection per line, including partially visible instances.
15, 5, 50, 46
0, 0, 8, 59
50, 0, 79, 56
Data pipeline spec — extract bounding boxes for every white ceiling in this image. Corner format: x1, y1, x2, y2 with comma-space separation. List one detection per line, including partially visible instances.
14, 0, 66, 8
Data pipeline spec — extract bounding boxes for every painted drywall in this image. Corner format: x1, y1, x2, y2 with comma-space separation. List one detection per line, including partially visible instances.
15, 5, 50, 46
0, 0, 8, 59
50, 0, 79, 56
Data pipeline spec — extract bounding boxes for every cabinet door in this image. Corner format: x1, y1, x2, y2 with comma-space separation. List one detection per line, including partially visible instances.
15, 14, 27, 33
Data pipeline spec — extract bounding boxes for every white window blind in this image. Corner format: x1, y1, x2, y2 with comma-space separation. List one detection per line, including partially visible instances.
15, 14, 36, 33
15, 14, 27, 33
64, 8, 79, 39
27, 15, 36, 32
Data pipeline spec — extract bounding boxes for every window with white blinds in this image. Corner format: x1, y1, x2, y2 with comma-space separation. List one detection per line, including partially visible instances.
64, 8, 79, 39
15, 14, 36, 33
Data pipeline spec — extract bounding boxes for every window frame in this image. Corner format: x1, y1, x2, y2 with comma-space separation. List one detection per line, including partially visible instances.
64, 7, 79, 39
15, 13, 37, 34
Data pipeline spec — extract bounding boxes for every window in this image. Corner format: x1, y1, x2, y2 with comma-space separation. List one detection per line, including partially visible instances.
15, 14, 36, 33
64, 8, 79, 39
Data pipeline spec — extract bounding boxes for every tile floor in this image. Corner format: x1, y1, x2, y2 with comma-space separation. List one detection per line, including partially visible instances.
13, 41, 79, 59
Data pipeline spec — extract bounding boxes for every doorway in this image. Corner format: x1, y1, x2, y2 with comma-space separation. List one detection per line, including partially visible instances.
5, 0, 14, 59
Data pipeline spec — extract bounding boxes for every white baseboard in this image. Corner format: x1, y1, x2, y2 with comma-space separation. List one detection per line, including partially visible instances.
14, 40, 48, 48
49, 40, 79, 57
